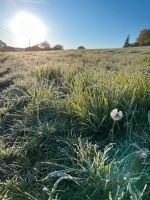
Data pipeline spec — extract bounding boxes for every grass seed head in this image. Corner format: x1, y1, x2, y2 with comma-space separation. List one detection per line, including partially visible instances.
49, 127, 56, 134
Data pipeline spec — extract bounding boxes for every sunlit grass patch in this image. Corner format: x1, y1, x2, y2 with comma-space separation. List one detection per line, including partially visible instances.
63, 68, 150, 136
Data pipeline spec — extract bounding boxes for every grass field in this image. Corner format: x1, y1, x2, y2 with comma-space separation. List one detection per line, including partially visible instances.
0, 47, 150, 200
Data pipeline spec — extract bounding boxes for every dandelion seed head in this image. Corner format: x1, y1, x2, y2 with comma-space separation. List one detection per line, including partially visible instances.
110, 109, 123, 121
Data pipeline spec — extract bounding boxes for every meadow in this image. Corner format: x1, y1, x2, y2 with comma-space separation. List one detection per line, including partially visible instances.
0, 47, 150, 200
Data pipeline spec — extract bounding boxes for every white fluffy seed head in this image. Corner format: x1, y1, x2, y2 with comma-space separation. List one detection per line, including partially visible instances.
110, 109, 123, 121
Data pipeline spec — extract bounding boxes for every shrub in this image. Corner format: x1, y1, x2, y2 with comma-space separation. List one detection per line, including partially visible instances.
78, 46, 85, 49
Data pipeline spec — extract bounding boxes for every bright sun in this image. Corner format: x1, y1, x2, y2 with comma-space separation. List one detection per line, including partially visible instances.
9, 11, 46, 47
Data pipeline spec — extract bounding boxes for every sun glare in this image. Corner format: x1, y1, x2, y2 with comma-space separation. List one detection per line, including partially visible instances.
9, 11, 46, 47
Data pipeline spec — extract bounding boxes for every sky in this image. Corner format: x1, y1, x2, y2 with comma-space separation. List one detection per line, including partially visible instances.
0, 0, 150, 49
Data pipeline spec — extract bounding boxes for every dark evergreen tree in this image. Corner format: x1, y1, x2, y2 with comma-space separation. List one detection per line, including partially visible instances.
123, 35, 130, 48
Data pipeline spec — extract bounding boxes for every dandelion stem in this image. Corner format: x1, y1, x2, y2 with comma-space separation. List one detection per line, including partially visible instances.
111, 121, 116, 142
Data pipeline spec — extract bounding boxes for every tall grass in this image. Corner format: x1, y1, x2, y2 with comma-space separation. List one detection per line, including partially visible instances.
0, 48, 150, 199
43, 138, 150, 200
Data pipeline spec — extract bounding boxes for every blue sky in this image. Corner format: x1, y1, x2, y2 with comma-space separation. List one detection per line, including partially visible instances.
0, 0, 150, 49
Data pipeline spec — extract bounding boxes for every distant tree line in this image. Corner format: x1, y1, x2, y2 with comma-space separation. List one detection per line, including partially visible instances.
0, 40, 64, 52
0, 40, 20, 52
123, 28, 150, 48
0, 38, 87, 52
25, 41, 63, 51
